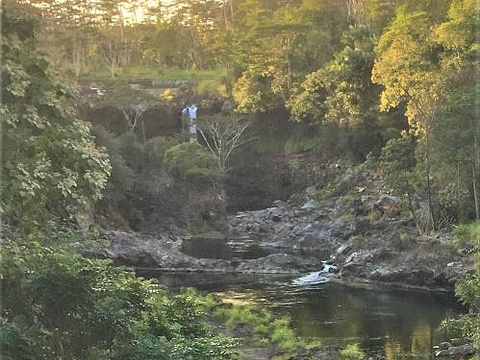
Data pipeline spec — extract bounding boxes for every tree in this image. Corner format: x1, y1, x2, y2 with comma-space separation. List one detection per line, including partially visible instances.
1, 0, 111, 229
433, 1, 479, 212
372, 7, 448, 231
373, 0, 479, 228
288, 24, 394, 161
197, 115, 251, 173
434, 0, 479, 73
96, 28, 126, 77
379, 135, 423, 231
431, 85, 480, 222
100, 86, 158, 139
231, 0, 349, 114
18, 0, 100, 76
289, 24, 379, 124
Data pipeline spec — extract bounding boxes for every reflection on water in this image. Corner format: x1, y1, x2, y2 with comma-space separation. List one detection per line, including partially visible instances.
138, 271, 464, 358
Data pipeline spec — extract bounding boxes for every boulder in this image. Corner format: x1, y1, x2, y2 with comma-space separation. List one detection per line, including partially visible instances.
435, 343, 476, 358
301, 198, 320, 210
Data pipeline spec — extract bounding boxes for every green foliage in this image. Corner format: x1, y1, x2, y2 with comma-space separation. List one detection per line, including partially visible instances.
372, 5, 447, 134
1, 1, 111, 230
0, 233, 238, 360
340, 343, 365, 360
144, 135, 184, 166
233, 67, 284, 113
99, 85, 158, 132
100, 85, 158, 109
196, 79, 223, 97
379, 135, 418, 195
434, 0, 480, 69
284, 137, 323, 154
288, 24, 395, 162
92, 126, 135, 204
431, 84, 480, 222
453, 222, 480, 249
287, 69, 327, 122
216, 305, 316, 354
441, 222, 480, 345
289, 24, 378, 126
164, 143, 222, 188
270, 318, 298, 350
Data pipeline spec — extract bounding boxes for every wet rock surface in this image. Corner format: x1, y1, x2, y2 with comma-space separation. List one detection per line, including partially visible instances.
103, 168, 472, 290
106, 230, 318, 274
434, 341, 477, 358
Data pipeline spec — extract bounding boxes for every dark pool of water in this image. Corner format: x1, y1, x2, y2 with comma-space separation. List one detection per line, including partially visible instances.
181, 237, 277, 259
138, 270, 464, 359
181, 236, 330, 260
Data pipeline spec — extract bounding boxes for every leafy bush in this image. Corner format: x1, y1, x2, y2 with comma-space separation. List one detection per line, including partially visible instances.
0, 233, 238, 360
271, 318, 298, 350
340, 343, 365, 360
216, 305, 315, 354
92, 126, 135, 203
453, 222, 480, 250
440, 222, 480, 346
164, 143, 222, 188
1, 2, 111, 230
144, 135, 184, 166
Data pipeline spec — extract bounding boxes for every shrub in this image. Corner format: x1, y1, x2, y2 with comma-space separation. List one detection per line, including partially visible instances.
144, 135, 182, 166
271, 318, 298, 350
164, 143, 222, 188
216, 306, 306, 352
440, 222, 480, 346
0, 233, 238, 360
340, 343, 365, 360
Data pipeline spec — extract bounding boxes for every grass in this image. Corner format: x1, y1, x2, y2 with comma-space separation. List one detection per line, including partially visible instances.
284, 137, 323, 155
84, 65, 225, 96
162, 67, 223, 82
84, 65, 223, 83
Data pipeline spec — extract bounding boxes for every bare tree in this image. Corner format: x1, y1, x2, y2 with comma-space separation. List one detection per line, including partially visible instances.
197, 114, 251, 173
120, 101, 153, 132
101, 86, 158, 140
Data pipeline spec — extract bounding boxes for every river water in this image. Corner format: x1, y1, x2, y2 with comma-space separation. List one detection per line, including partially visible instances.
138, 270, 464, 360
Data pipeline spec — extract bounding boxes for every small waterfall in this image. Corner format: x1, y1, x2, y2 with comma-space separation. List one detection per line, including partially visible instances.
292, 261, 335, 286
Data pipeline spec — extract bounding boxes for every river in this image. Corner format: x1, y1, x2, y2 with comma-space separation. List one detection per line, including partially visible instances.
138, 270, 464, 360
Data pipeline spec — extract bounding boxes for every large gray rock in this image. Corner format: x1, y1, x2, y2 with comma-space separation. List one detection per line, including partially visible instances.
435, 343, 476, 358
108, 231, 195, 269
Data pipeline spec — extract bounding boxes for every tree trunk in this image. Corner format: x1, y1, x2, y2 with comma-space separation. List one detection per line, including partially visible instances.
407, 191, 422, 234
473, 118, 480, 220
425, 126, 436, 231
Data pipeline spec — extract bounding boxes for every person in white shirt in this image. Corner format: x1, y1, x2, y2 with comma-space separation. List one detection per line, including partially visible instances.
188, 105, 197, 120
187, 104, 198, 142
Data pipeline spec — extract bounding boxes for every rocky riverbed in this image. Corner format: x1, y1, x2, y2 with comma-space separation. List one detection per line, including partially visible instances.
99, 168, 473, 291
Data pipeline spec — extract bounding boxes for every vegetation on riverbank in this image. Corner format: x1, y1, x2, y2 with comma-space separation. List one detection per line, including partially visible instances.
441, 222, 480, 345
1, 233, 238, 359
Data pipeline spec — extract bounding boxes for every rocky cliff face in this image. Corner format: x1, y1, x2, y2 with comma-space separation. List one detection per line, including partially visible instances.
101, 165, 471, 290
225, 168, 470, 290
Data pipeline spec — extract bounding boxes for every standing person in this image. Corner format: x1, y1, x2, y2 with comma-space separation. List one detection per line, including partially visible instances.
188, 104, 197, 120
188, 104, 198, 143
